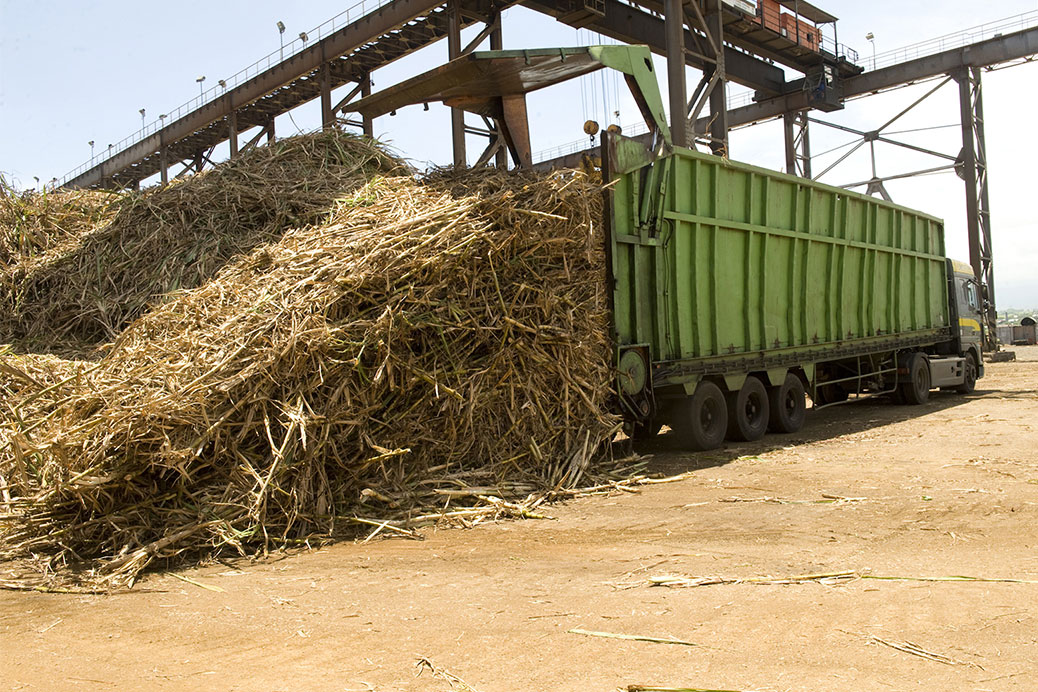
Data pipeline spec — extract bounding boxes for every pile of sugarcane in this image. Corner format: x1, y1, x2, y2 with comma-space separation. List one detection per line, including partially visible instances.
0, 131, 401, 354
0, 133, 619, 588
0, 182, 120, 267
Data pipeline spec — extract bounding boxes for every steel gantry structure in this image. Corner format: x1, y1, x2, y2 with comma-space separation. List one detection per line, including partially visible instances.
58, 1, 1038, 348
61, 0, 519, 189
61, 0, 858, 190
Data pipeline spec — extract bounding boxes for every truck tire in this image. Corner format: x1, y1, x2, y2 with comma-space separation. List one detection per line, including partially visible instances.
899, 353, 931, 405
768, 373, 806, 434
726, 376, 770, 442
672, 382, 728, 451
955, 354, 977, 394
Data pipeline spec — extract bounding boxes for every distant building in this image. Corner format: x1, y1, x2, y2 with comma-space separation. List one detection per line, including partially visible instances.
999, 317, 1037, 346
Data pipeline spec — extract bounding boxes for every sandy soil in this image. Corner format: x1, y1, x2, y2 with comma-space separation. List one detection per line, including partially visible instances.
3, 346, 1037, 692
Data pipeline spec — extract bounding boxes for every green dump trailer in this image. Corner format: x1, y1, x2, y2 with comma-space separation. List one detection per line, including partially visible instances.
609, 140, 985, 449
347, 44, 987, 451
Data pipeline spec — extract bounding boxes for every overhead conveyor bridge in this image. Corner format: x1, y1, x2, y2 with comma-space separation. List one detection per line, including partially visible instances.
60, 0, 860, 190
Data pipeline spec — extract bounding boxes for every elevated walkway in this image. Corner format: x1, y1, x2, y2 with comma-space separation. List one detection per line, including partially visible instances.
61, 0, 861, 189
61, 0, 511, 189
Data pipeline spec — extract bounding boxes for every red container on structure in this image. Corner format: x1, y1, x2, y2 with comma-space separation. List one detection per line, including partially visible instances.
780, 12, 819, 51
757, 0, 782, 33
799, 19, 819, 51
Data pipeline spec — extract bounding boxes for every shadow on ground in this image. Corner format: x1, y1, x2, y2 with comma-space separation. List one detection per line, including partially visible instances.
623, 387, 989, 476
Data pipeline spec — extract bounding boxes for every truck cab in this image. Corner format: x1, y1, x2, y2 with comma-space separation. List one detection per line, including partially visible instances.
946, 258, 985, 382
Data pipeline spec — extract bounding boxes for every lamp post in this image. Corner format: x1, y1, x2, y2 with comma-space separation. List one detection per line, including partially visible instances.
277, 21, 286, 61
88, 140, 95, 165
139, 108, 146, 131
866, 32, 876, 70
299, 31, 308, 43
196, 75, 206, 99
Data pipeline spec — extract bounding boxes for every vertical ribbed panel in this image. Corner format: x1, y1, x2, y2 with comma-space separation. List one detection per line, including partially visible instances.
610, 146, 948, 363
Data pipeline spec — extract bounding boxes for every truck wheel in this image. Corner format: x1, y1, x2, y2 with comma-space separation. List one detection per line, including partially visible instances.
768, 373, 806, 434
899, 353, 931, 405
672, 382, 728, 451
726, 376, 770, 442
955, 355, 977, 394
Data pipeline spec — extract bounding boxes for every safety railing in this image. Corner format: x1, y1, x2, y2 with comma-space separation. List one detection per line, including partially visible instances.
60, 0, 399, 185
862, 10, 1038, 72
533, 118, 651, 164
820, 34, 859, 64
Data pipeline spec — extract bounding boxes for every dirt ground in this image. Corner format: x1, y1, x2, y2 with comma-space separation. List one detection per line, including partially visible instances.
3, 347, 1037, 692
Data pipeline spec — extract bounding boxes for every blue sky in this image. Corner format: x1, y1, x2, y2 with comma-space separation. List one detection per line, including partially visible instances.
1, 0, 1036, 307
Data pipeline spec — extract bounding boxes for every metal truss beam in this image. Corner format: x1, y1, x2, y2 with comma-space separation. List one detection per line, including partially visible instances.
524, 0, 786, 96
783, 111, 810, 177
700, 26, 1038, 132
540, 27, 1038, 172
807, 75, 957, 189
674, 0, 729, 154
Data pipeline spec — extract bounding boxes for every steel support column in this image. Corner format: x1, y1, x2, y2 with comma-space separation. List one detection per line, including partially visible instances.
320, 59, 334, 129
361, 75, 374, 137
447, 0, 466, 166
500, 95, 533, 168
783, 111, 811, 178
159, 145, 168, 186
681, 0, 727, 155
705, 0, 728, 156
228, 109, 239, 158
664, 0, 688, 148
266, 117, 276, 144
491, 22, 508, 169
956, 66, 997, 349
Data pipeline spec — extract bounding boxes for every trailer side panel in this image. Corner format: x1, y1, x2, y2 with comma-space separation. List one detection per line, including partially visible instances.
610, 144, 950, 384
